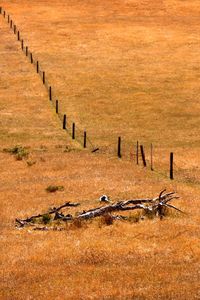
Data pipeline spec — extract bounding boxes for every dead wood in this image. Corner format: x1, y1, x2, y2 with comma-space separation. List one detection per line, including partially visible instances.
15, 191, 184, 228
76, 190, 183, 220
16, 201, 79, 227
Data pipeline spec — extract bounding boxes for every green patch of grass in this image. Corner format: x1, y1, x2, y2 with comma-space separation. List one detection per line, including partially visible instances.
42, 214, 51, 224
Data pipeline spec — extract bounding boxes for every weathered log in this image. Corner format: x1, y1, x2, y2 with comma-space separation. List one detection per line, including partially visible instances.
77, 191, 183, 220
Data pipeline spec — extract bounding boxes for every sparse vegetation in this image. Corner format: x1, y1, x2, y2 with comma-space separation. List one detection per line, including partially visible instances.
45, 185, 64, 193
42, 214, 51, 224
26, 160, 36, 167
3, 145, 29, 160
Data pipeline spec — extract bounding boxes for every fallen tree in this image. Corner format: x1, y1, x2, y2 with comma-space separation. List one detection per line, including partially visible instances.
15, 190, 184, 229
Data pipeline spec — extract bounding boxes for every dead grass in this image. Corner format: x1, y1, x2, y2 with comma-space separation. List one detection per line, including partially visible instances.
0, 1, 200, 299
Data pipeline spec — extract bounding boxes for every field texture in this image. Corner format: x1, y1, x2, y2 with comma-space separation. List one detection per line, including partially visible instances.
0, 1, 200, 299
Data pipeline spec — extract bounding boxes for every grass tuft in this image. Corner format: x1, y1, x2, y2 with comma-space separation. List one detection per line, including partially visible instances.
3, 145, 29, 160
45, 185, 64, 193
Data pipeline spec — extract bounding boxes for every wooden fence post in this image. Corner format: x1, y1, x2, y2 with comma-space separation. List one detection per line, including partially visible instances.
21, 39, 24, 50
49, 86, 52, 101
42, 71, 45, 84
72, 123, 75, 139
118, 137, 121, 158
136, 141, 139, 165
0, 7, 2, 14
7, 14, 9, 23
170, 152, 174, 180
140, 145, 147, 167
36, 61, 39, 73
17, 30, 20, 41
56, 100, 58, 114
10, 20, 12, 28
63, 114, 66, 129
3, 10, 5, 18
84, 131, 87, 148
13, 24, 16, 34
30, 53, 33, 64
151, 143, 154, 171
25, 46, 28, 56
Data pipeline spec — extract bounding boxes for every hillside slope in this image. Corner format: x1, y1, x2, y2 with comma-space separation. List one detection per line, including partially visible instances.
0, 2, 200, 299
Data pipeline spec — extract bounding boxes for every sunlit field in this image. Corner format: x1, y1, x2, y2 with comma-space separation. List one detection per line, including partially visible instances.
0, 1, 200, 299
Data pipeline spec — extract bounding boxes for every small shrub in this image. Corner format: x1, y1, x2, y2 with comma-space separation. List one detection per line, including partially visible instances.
144, 208, 156, 220
27, 160, 36, 167
100, 214, 113, 226
3, 145, 29, 160
42, 214, 51, 224
72, 218, 83, 228
45, 185, 64, 193
128, 212, 141, 223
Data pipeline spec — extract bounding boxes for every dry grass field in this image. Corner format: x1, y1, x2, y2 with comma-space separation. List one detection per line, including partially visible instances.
0, 1, 200, 299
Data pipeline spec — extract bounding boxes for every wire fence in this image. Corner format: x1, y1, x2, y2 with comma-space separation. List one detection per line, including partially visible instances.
1, 7, 199, 184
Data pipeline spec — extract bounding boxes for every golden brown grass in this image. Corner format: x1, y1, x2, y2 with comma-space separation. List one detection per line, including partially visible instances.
2, 0, 200, 182
0, 1, 200, 299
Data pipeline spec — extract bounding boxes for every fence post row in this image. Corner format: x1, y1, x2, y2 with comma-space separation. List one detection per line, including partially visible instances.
118, 137, 121, 158
170, 152, 174, 180
140, 145, 147, 167
0, 9, 157, 160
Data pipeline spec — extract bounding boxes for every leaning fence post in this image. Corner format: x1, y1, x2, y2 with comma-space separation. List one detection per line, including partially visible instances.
49, 86, 52, 101
118, 137, 122, 158
140, 145, 147, 167
30, 53, 33, 64
56, 100, 58, 114
84, 131, 87, 148
72, 123, 75, 139
170, 152, 174, 180
63, 114, 66, 129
